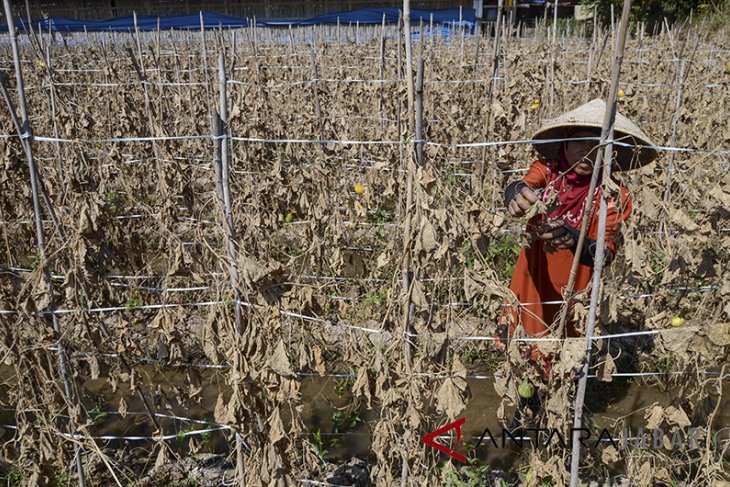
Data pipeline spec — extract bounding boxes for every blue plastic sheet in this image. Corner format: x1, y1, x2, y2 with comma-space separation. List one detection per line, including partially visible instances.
1, 8, 475, 33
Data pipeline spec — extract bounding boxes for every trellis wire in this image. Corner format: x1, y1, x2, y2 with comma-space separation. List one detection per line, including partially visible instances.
3, 131, 730, 155
0, 284, 719, 323
51, 348, 730, 380
4, 388, 727, 445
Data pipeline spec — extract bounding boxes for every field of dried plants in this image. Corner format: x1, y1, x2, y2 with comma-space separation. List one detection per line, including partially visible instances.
0, 16, 728, 487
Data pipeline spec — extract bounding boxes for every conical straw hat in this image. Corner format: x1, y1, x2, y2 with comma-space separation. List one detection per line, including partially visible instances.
531, 98, 658, 171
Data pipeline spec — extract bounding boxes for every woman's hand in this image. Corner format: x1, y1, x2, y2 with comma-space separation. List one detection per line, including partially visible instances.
507, 186, 540, 217
537, 219, 576, 251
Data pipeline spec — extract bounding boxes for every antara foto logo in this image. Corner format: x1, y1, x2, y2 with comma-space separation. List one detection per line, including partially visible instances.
420, 417, 467, 463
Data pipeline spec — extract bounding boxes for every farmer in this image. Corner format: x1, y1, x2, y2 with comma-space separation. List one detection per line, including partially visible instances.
498, 98, 657, 375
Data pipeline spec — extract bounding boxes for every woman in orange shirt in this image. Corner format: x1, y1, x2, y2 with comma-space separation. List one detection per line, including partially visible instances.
498, 99, 657, 375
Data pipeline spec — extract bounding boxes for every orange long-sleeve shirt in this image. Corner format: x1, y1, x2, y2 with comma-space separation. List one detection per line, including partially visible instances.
504, 160, 632, 339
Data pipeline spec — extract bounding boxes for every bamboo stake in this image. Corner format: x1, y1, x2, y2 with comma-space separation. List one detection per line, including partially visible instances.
489, 0, 503, 97
395, 13, 404, 223
568, 2, 632, 485
336, 16, 340, 51
459, 6, 465, 61
252, 16, 259, 59
400, 35, 420, 487
473, 13, 482, 68
478, 0, 503, 199
639, 22, 644, 68
2, 1, 85, 485
584, 28, 596, 102
429, 13, 434, 49
200, 12, 212, 114
403, 0, 415, 136
22, 0, 45, 64
508, 2, 515, 32
133, 12, 161, 176
415, 51, 424, 166
397, 10, 403, 81
660, 58, 686, 241
610, 4, 615, 48
309, 45, 324, 140
401, 0, 415, 375
594, 29, 611, 71
418, 17, 424, 61
501, 18, 510, 90
549, 0, 559, 114
214, 52, 245, 485
230, 30, 236, 81
288, 24, 295, 56
379, 14, 386, 136
155, 17, 162, 98
251, 18, 261, 81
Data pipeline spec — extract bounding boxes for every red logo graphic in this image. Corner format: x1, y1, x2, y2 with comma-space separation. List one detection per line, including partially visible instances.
421, 417, 467, 463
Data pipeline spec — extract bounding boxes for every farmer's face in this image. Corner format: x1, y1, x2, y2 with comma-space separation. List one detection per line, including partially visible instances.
565, 130, 601, 176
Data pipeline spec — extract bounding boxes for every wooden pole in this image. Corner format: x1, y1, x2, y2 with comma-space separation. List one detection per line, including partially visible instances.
610, 4, 615, 48
459, 6, 465, 61
155, 17, 162, 98
415, 50, 424, 166
400, 0, 415, 375
584, 21, 597, 102
395, 11, 404, 222
336, 16, 340, 51
549, 0, 559, 114
251, 15, 259, 59
489, 0, 504, 96
429, 13, 433, 49
230, 29, 236, 81
133, 12, 162, 177
2, 1, 85, 485
39, 41, 67, 204
200, 12, 212, 113
309, 45, 324, 140
217, 54, 240, 327
403, 0, 415, 136
568, 1, 632, 484
379, 13, 386, 135
214, 52, 245, 484
660, 59, 686, 240
478, 0, 503, 198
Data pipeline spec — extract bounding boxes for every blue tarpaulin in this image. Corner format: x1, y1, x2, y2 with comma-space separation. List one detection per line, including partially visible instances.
1, 8, 474, 33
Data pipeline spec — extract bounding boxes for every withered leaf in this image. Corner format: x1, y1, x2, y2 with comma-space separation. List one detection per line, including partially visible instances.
645, 404, 664, 430
418, 218, 439, 252
267, 340, 295, 377
268, 407, 287, 444
596, 351, 616, 382
435, 378, 466, 419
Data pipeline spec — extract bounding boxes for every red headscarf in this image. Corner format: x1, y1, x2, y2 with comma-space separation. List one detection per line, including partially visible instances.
541, 129, 601, 228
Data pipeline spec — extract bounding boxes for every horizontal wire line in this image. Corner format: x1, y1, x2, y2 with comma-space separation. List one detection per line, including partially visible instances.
0, 284, 717, 315
297, 481, 348, 487
3, 267, 720, 296
4, 131, 729, 155
3, 365, 727, 443
0, 423, 230, 443
53, 338, 724, 376
1, 410, 235, 442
